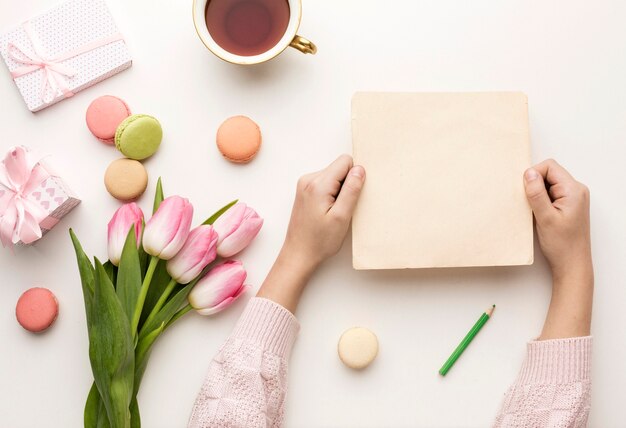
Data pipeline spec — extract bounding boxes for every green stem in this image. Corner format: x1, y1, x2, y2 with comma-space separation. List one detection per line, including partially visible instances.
141, 278, 177, 331
165, 303, 193, 330
131, 256, 159, 336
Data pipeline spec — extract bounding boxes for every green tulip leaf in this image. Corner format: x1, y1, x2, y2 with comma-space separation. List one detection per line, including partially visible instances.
85, 344, 143, 428
116, 229, 142, 321
139, 259, 172, 329
139, 281, 195, 341
103, 262, 118, 290
85, 382, 112, 428
85, 382, 103, 428
130, 397, 141, 428
137, 243, 149, 278
90, 258, 135, 428
134, 322, 165, 396
70, 229, 95, 330
152, 177, 164, 215
202, 199, 238, 225
97, 398, 112, 428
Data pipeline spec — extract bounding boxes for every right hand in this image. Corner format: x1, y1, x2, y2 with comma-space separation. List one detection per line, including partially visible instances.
523, 159, 592, 282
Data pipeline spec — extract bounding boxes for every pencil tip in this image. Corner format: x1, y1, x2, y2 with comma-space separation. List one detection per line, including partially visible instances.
493, 304, 496, 308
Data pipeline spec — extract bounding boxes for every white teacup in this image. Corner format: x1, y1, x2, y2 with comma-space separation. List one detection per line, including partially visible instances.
192, 0, 317, 65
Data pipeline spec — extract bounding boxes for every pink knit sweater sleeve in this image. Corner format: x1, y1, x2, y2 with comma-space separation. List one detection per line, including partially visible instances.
494, 336, 592, 427
188, 297, 300, 428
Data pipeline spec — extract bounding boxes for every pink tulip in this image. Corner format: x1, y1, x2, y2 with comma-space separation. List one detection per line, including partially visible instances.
166, 225, 218, 284
107, 203, 144, 266
143, 196, 193, 260
188, 261, 249, 316
212, 203, 263, 258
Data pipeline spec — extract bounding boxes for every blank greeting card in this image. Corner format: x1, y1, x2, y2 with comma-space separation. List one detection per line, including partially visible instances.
352, 92, 533, 270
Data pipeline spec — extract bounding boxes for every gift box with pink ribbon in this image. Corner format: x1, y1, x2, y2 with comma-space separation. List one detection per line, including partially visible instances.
0, 146, 80, 248
0, 0, 132, 112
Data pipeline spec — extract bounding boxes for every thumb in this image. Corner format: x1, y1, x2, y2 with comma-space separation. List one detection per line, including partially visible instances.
524, 168, 554, 221
332, 166, 366, 219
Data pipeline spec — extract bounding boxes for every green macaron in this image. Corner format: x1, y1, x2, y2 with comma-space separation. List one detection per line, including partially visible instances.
115, 114, 163, 160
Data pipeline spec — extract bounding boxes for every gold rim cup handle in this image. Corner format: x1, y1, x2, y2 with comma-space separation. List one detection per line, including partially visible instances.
290, 35, 317, 54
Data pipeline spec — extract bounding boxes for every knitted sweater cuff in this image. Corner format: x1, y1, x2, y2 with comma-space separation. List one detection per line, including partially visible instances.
231, 297, 300, 358
517, 336, 592, 384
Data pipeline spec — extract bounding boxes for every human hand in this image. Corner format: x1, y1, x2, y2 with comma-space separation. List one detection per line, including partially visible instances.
524, 159, 593, 339
257, 155, 365, 313
524, 159, 592, 282
281, 154, 366, 273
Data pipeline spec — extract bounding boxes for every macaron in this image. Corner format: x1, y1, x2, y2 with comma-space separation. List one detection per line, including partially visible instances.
115, 114, 163, 160
338, 327, 379, 370
86, 95, 131, 144
16, 287, 59, 333
216, 115, 262, 163
104, 158, 149, 201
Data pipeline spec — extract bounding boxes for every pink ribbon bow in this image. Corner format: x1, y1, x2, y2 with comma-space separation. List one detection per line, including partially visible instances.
0, 147, 51, 247
7, 21, 124, 104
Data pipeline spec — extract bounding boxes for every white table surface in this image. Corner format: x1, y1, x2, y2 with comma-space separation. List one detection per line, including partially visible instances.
1, 0, 625, 427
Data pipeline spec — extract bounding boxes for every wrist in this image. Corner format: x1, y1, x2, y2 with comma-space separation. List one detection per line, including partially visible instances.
541, 255, 594, 340
277, 241, 321, 278
255, 246, 317, 314
551, 252, 594, 288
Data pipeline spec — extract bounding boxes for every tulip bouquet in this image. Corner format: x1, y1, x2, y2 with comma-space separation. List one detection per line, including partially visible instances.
70, 179, 263, 428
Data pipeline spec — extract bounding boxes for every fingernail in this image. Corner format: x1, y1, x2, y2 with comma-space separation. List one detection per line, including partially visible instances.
350, 166, 365, 179
525, 168, 538, 181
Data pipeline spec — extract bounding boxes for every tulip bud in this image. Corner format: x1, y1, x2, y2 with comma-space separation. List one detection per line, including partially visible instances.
189, 260, 248, 316
166, 225, 218, 284
212, 203, 263, 258
143, 196, 194, 260
107, 203, 144, 266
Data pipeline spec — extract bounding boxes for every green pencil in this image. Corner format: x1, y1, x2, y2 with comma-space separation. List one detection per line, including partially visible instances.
439, 305, 495, 376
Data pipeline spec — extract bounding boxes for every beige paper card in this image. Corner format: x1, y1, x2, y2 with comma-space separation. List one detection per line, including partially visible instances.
352, 92, 533, 270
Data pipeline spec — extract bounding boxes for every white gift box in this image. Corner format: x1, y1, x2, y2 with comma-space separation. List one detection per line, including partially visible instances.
0, 0, 132, 112
0, 146, 80, 248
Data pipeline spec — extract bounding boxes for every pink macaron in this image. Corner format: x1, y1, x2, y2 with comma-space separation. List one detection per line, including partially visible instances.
16, 287, 59, 333
86, 95, 131, 144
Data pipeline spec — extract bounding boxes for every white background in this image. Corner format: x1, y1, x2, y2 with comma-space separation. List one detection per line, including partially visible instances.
1, 0, 625, 427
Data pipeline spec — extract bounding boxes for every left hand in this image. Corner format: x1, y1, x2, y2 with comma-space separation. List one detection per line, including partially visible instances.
282, 154, 366, 272
257, 154, 366, 313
